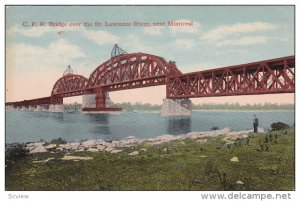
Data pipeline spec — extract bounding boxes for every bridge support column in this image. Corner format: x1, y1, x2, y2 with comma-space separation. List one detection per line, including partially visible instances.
161, 98, 192, 116
82, 88, 122, 112
49, 97, 64, 112
21, 106, 29, 112
35, 105, 43, 112
28, 106, 34, 112
49, 105, 64, 112
95, 89, 106, 109
5, 105, 15, 112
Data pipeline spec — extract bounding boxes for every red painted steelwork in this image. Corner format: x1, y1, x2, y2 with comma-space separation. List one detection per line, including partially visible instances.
47, 53, 182, 110
166, 56, 295, 98
6, 53, 295, 109
95, 88, 106, 108
87, 53, 181, 88
51, 74, 89, 97
6, 96, 62, 107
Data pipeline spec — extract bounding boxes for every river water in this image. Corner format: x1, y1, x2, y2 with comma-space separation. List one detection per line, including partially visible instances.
5, 110, 294, 143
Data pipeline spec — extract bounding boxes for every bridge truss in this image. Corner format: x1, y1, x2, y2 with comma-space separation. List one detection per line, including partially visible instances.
166, 56, 295, 98
6, 46, 295, 110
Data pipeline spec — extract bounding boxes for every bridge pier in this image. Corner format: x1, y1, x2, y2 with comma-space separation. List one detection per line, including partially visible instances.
5, 105, 14, 112
28, 106, 35, 112
49, 104, 64, 112
48, 96, 64, 112
161, 98, 192, 116
82, 89, 122, 112
95, 89, 106, 108
35, 105, 43, 112
20, 106, 29, 112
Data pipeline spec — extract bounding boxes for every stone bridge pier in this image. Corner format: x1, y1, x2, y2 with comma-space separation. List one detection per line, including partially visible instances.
161, 98, 192, 116
49, 96, 64, 112
82, 88, 122, 112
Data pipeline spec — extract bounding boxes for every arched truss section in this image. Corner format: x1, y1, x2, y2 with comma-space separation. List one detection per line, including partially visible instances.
87, 53, 182, 89
51, 74, 89, 97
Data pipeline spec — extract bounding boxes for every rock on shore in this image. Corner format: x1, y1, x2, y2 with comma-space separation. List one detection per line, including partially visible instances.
25, 127, 264, 154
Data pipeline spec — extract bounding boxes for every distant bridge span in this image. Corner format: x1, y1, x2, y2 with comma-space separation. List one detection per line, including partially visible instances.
6, 45, 295, 114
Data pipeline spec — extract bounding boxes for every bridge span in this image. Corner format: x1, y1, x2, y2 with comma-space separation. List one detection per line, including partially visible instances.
6, 45, 295, 116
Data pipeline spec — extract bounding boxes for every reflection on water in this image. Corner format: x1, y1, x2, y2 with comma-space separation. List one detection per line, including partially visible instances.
51, 112, 64, 122
5, 111, 294, 143
85, 113, 110, 135
167, 117, 191, 135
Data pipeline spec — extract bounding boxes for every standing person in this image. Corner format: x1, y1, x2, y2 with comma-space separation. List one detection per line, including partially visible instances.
253, 115, 259, 133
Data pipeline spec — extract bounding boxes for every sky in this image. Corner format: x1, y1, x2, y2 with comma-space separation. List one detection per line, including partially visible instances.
5, 6, 295, 105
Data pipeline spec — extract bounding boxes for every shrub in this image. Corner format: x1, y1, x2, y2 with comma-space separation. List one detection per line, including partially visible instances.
50, 137, 67, 145
210, 126, 219, 131
271, 122, 289, 131
5, 143, 29, 161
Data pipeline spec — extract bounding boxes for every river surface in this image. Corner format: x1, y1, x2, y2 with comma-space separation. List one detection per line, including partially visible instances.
5, 110, 294, 143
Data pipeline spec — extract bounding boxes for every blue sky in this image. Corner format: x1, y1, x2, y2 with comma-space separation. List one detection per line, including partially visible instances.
6, 6, 295, 104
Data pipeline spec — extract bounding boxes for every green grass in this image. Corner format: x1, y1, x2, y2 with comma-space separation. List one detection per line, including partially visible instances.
5, 129, 295, 191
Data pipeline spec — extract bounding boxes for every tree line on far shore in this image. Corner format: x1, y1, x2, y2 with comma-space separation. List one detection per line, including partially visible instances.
63, 102, 294, 111
192, 102, 294, 111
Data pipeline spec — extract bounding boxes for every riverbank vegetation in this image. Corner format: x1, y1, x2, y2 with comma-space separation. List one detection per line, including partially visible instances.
6, 128, 294, 190
192, 103, 294, 111
114, 102, 295, 111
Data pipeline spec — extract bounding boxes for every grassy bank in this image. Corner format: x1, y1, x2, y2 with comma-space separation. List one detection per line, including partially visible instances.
6, 129, 294, 191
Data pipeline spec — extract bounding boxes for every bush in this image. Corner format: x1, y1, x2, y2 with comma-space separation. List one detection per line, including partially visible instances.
5, 143, 29, 161
210, 126, 219, 131
271, 122, 290, 131
51, 137, 67, 145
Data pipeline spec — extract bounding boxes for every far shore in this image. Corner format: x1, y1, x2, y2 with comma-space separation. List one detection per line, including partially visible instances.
192, 109, 294, 112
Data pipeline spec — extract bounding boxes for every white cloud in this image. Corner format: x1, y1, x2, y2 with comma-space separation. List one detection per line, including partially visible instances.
6, 39, 86, 72
142, 26, 163, 36
169, 19, 201, 35
7, 26, 51, 37
6, 39, 87, 101
123, 34, 155, 53
174, 39, 195, 49
49, 39, 86, 59
7, 25, 80, 37
7, 25, 119, 46
83, 30, 119, 45
181, 62, 217, 73
216, 36, 268, 46
202, 22, 277, 41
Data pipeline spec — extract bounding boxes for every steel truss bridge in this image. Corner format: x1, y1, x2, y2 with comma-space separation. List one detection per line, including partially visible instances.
6, 45, 295, 111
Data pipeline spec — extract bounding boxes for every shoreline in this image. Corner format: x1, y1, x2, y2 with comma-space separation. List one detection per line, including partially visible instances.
5, 108, 294, 113
8, 127, 265, 155
6, 128, 294, 190
192, 109, 294, 112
